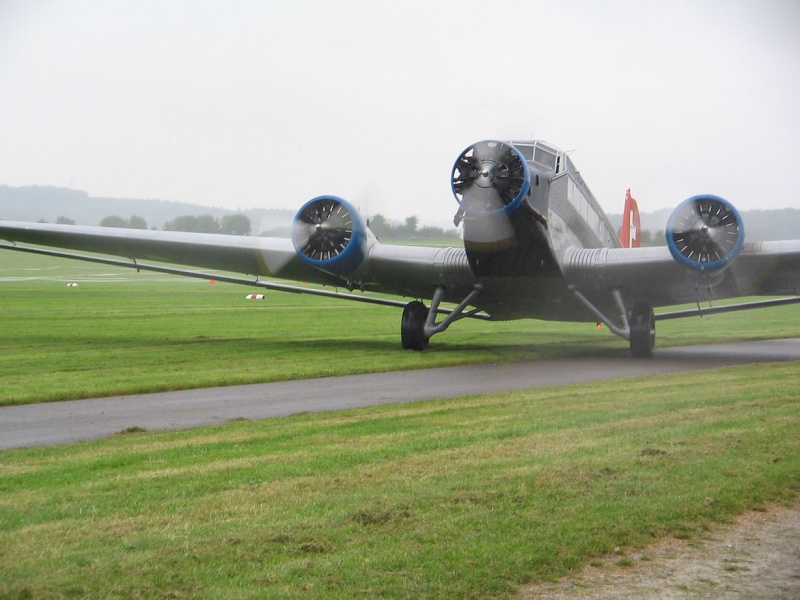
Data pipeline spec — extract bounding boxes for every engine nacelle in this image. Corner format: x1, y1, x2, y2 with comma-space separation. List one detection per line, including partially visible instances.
451, 140, 530, 216
291, 195, 368, 276
666, 194, 744, 273
451, 140, 531, 247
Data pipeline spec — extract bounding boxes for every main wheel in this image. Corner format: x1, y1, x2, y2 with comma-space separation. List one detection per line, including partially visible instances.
629, 303, 655, 358
401, 301, 429, 350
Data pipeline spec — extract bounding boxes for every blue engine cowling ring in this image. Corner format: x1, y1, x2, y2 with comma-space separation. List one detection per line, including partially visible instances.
666, 194, 744, 272
451, 140, 530, 216
292, 195, 367, 276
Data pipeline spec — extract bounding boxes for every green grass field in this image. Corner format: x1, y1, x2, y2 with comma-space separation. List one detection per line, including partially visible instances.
1, 365, 798, 599
2, 250, 800, 406
1, 250, 799, 599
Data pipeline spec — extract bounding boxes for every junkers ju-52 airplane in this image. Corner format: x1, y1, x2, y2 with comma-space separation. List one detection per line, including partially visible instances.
2, 139, 800, 358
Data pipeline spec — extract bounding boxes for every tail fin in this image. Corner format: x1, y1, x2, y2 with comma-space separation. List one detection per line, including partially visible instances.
620, 187, 641, 248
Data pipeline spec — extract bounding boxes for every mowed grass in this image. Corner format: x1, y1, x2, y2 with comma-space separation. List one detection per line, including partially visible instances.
2, 250, 800, 406
0, 364, 798, 598
0, 250, 799, 598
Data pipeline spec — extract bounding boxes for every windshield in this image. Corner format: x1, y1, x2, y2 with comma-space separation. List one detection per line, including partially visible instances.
533, 146, 557, 170
512, 141, 559, 171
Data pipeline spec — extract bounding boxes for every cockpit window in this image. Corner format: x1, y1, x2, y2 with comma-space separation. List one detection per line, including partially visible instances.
533, 146, 557, 170
515, 144, 534, 161
512, 140, 563, 172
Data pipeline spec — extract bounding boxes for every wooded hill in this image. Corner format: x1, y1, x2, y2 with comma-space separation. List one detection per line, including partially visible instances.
0, 185, 294, 236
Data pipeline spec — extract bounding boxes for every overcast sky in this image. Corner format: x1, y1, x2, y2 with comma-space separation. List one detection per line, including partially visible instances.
1, 0, 798, 227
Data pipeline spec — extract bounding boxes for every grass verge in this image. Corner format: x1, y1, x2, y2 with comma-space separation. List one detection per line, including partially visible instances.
1, 362, 798, 598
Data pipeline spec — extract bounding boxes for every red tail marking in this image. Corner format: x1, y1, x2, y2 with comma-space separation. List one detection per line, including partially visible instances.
620, 187, 641, 248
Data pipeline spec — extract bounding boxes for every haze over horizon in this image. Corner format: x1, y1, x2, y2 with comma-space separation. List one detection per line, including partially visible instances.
2, 0, 798, 226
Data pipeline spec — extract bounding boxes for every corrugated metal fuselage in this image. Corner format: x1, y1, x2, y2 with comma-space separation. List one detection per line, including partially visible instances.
462, 141, 621, 322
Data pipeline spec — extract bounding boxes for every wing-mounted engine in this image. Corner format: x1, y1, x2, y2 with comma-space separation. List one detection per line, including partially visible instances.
451, 140, 530, 247
292, 195, 368, 276
666, 194, 744, 274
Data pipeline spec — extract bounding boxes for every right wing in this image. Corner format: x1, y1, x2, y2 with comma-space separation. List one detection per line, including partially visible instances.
562, 240, 800, 310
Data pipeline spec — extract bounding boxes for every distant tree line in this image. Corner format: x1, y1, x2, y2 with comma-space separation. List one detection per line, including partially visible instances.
55, 213, 257, 235
163, 213, 251, 235
616, 228, 665, 247
86, 212, 461, 240
51, 210, 673, 245
99, 215, 148, 229
368, 214, 459, 241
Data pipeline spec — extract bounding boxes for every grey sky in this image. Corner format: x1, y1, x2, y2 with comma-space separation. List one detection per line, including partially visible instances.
1, 0, 798, 227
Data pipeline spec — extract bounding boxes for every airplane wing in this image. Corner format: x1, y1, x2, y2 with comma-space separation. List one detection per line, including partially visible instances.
554, 192, 800, 358
562, 241, 800, 309
0, 219, 303, 279
0, 197, 480, 320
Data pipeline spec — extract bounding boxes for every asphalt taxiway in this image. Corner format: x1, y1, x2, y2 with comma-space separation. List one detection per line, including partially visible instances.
1, 338, 799, 450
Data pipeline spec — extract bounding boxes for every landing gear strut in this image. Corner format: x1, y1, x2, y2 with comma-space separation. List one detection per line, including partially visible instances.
400, 285, 484, 351
569, 286, 656, 358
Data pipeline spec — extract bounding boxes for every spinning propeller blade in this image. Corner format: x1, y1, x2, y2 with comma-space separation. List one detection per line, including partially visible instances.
667, 195, 744, 271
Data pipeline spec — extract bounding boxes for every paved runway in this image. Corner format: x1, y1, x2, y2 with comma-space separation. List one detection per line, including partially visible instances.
2, 338, 799, 450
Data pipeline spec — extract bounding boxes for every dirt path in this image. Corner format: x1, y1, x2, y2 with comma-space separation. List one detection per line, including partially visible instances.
518, 502, 800, 599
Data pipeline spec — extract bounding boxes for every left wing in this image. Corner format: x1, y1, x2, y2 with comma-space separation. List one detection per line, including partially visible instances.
0, 219, 304, 279
0, 196, 478, 312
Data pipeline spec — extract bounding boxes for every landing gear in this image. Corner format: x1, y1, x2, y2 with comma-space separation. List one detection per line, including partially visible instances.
400, 285, 484, 351
401, 301, 430, 350
569, 286, 656, 358
629, 302, 655, 359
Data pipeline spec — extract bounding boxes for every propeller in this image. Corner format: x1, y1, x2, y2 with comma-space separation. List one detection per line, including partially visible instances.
452, 140, 530, 213
666, 195, 744, 272
451, 140, 530, 245
291, 196, 367, 274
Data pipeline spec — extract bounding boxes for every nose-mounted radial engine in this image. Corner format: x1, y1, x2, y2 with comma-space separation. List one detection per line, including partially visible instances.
451, 140, 531, 249
451, 139, 558, 280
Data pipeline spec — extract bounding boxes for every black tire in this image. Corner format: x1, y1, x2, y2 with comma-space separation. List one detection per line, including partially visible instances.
401, 301, 429, 350
630, 303, 655, 358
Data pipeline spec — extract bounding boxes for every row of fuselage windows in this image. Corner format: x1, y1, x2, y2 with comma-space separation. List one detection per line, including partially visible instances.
566, 173, 616, 246
515, 142, 616, 245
